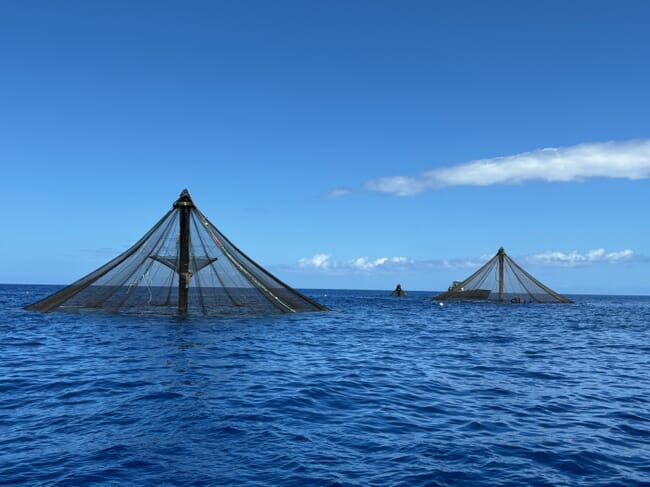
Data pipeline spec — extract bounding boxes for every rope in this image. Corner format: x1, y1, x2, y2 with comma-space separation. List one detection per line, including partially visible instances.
194, 209, 296, 313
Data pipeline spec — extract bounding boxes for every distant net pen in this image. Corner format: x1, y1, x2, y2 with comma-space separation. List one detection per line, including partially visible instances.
25, 190, 329, 316
431, 247, 573, 304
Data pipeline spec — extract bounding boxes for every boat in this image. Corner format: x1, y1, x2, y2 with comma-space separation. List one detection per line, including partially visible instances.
431, 281, 491, 301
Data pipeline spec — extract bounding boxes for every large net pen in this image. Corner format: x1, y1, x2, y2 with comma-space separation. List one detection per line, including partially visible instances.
432, 247, 573, 304
25, 190, 329, 316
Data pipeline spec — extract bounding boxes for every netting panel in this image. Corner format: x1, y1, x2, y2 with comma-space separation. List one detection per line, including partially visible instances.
25, 191, 328, 315
432, 248, 572, 304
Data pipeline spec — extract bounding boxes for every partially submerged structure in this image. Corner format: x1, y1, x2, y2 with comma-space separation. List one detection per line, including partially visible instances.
25, 190, 328, 315
432, 247, 573, 304
390, 283, 407, 297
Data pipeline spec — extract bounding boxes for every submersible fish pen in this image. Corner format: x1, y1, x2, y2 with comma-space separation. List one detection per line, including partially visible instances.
25, 190, 328, 316
432, 247, 573, 304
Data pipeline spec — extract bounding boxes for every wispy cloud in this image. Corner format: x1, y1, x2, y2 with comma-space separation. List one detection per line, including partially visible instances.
295, 248, 639, 273
525, 248, 636, 267
366, 139, 650, 196
351, 256, 409, 270
298, 254, 412, 273
440, 255, 493, 270
298, 253, 333, 269
328, 188, 352, 198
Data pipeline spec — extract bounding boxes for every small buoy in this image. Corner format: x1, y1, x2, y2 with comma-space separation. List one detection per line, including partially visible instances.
439, 302, 444, 307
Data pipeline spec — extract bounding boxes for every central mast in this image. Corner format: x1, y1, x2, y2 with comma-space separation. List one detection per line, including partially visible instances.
498, 246, 505, 303
174, 189, 193, 314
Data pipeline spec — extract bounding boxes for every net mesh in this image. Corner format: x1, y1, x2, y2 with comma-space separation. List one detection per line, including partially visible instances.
432, 247, 573, 304
25, 190, 329, 315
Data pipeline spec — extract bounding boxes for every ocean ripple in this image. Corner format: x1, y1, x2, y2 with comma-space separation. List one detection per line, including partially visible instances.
1, 286, 649, 486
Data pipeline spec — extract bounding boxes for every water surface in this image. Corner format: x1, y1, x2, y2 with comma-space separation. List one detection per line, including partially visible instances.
1, 285, 649, 486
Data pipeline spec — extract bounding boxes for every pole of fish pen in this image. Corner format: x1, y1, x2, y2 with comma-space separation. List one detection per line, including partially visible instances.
175, 190, 192, 314
498, 247, 505, 303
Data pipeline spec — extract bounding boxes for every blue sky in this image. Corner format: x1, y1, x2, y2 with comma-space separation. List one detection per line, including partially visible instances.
2, 1, 649, 294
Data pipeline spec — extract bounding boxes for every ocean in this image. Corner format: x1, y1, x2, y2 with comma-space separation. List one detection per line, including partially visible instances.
1, 285, 649, 486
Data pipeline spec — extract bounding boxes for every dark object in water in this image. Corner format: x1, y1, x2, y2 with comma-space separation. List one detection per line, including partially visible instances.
390, 283, 407, 297
25, 190, 329, 316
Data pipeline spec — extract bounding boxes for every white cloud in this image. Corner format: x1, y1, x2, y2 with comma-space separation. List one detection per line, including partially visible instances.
441, 255, 493, 270
365, 176, 425, 197
297, 254, 412, 273
351, 256, 409, 270
298, 253, 332, 269
366, 139, 650, 196
296, 253, 508, 274
525, 248, 635, 267
296, 249, 638, 274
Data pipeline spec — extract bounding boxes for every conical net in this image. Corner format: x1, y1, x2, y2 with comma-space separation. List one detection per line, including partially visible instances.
432, 248, 573, 303
25, 190, 328, 315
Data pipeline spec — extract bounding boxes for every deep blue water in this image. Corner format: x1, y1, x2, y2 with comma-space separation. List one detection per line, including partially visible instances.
1, 285, 649, 486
